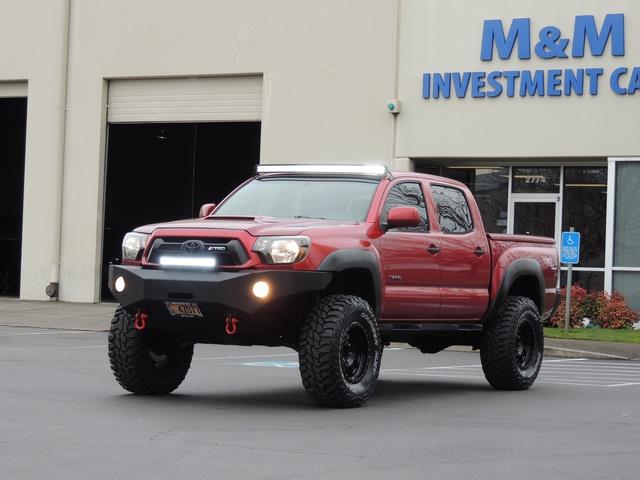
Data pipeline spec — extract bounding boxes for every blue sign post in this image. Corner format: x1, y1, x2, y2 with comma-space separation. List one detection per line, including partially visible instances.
561, 229, 581, 331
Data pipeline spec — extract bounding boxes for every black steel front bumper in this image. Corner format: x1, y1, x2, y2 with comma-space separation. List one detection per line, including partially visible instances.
108, 265, 332, 336
109, 265, 333, 314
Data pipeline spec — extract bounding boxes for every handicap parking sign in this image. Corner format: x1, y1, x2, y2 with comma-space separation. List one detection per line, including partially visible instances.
561, 231, 580, 264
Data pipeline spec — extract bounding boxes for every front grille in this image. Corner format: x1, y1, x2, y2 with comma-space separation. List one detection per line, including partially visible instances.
146, 237, 249, 267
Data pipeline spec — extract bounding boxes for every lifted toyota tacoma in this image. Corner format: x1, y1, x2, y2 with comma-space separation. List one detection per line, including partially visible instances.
108, 165, 560, 408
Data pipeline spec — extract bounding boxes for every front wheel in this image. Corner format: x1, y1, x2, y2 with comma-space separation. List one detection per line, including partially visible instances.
108, 306, 194, 394
481, 296, 544, 390
298, 295, 382, 408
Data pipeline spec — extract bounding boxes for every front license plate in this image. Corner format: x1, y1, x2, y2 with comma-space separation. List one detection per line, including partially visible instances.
165, 302, 203, 318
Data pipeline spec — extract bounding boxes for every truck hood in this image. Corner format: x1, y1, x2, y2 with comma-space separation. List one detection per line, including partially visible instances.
133, 216, 359, 237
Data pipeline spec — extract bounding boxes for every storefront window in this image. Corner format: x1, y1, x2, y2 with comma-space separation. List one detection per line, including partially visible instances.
512, 167, 560, 193
613, 272, 640, 310
441, 167, 509, 233
614, 162, 640, 267
560, 271, 604, 292
562, 167, 607, 268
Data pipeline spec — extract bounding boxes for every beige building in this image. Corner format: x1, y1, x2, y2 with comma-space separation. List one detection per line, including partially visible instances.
1, 0, 639, 306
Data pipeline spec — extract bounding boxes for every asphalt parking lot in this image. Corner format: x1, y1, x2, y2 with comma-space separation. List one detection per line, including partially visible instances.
1, 326, 639, 480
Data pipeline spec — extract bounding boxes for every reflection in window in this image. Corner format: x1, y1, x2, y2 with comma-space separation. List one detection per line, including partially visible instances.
613, 272, 640, 310
431, 185, 473, 233
560, 270, 604, 292
441, 167, 508, 233
562, 167, 607, 268
382, 183, 429, 233
614, 162, 640, 267
512, 167, 560, 193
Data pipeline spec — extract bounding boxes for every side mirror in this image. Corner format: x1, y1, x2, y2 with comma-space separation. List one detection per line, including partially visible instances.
386, 206, 420, 229
199, 203, 216, 218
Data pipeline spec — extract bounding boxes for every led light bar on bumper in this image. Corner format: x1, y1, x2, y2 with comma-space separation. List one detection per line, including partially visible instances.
252, 236, 311, 264
159, 256, 217, 268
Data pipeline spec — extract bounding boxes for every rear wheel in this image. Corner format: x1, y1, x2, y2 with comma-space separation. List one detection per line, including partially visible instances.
481, 296, 543, 390
108, 306, 193, 394
298, 295, 382, 408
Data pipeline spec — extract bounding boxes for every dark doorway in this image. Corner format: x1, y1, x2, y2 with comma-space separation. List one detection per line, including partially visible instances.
0, 98, 27, 297
101, 122, 260, 299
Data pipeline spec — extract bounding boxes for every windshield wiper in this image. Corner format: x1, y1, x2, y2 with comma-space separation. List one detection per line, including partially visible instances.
294, 215, 326, 220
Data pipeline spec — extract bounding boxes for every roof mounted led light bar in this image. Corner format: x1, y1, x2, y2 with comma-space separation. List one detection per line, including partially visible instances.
256, 164, 389, 177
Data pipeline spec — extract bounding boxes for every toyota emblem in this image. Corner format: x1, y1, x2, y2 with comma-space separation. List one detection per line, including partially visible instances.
182, 240, 205, 255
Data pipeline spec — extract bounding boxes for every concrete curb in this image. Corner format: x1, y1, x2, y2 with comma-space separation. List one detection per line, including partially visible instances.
0, 323, 109, 333
542, 345, 629, 360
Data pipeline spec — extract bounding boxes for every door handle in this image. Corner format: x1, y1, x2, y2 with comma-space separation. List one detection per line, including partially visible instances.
474, 246, 486, 256
427, 244, 441, 254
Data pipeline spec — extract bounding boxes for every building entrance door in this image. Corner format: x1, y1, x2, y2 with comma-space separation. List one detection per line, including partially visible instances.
101, 122, 261, 300
0, 97, 27, 297
508, 195, 561, 242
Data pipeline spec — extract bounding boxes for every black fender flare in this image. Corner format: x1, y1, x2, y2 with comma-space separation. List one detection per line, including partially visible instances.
317, 249, 382, 317
483, 258, 545, 323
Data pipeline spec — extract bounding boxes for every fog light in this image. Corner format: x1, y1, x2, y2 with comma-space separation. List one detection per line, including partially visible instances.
252, 281, 270, 299
114, 276, 126, 293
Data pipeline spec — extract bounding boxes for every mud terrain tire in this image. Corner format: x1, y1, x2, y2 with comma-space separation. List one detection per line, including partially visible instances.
481, 295, 544, 390
299, 295, 382, 408
108, 306, 193, 394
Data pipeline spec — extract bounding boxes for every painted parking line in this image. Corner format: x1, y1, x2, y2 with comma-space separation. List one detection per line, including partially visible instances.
381, 358, 640, 388
223, 355, 640, 388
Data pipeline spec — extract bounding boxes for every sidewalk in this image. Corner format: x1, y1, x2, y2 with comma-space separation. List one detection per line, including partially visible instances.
0, 298, 114, 331
2, 298, 640, 360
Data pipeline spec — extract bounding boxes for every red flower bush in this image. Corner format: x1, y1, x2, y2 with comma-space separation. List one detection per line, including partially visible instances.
549, 285, 588, 328
598, 292, 638, 329
548, 286, 638, 329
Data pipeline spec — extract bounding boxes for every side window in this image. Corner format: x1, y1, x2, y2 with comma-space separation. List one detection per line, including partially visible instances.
431, 185, 473, 234
382, 182, 429, 233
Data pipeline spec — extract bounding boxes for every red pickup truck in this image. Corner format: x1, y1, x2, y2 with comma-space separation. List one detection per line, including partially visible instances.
108, 165, 559, 407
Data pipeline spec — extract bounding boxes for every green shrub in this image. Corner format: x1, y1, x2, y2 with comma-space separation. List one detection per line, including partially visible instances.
548, 286, 638, 329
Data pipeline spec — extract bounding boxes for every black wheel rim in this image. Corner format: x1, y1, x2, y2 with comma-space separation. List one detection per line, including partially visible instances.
515, 319, 536, 370
147, 334, 179, 371
340, 322, 369, 384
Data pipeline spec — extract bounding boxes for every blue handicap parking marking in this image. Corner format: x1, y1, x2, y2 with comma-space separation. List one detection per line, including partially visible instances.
230, 361, 300, 368
561, 231, 581, 264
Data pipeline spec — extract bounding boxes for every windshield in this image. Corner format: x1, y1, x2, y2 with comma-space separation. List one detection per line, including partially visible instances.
213, 177, 379, 221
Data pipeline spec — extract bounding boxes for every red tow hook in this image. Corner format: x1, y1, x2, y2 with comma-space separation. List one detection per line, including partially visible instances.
134, 312, 148, 331
225, 315, 239, 335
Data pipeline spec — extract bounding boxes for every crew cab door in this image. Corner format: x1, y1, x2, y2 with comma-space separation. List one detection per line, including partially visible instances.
379, 181, 442, 320
428, 183, 491, 320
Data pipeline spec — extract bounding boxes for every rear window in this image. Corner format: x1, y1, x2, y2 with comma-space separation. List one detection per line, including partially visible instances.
430, 185, 473, 233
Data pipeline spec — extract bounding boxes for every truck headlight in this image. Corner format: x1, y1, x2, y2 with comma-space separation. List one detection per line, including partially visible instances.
252, 236, 311, 264
122, 232, 149, 261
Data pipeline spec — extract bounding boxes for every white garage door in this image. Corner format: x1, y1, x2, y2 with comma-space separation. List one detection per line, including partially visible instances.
0, 81, 27, 98
107, 76, 262, 123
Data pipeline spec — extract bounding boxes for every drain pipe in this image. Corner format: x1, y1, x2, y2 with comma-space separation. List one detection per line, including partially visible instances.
46, 0, 72, 301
